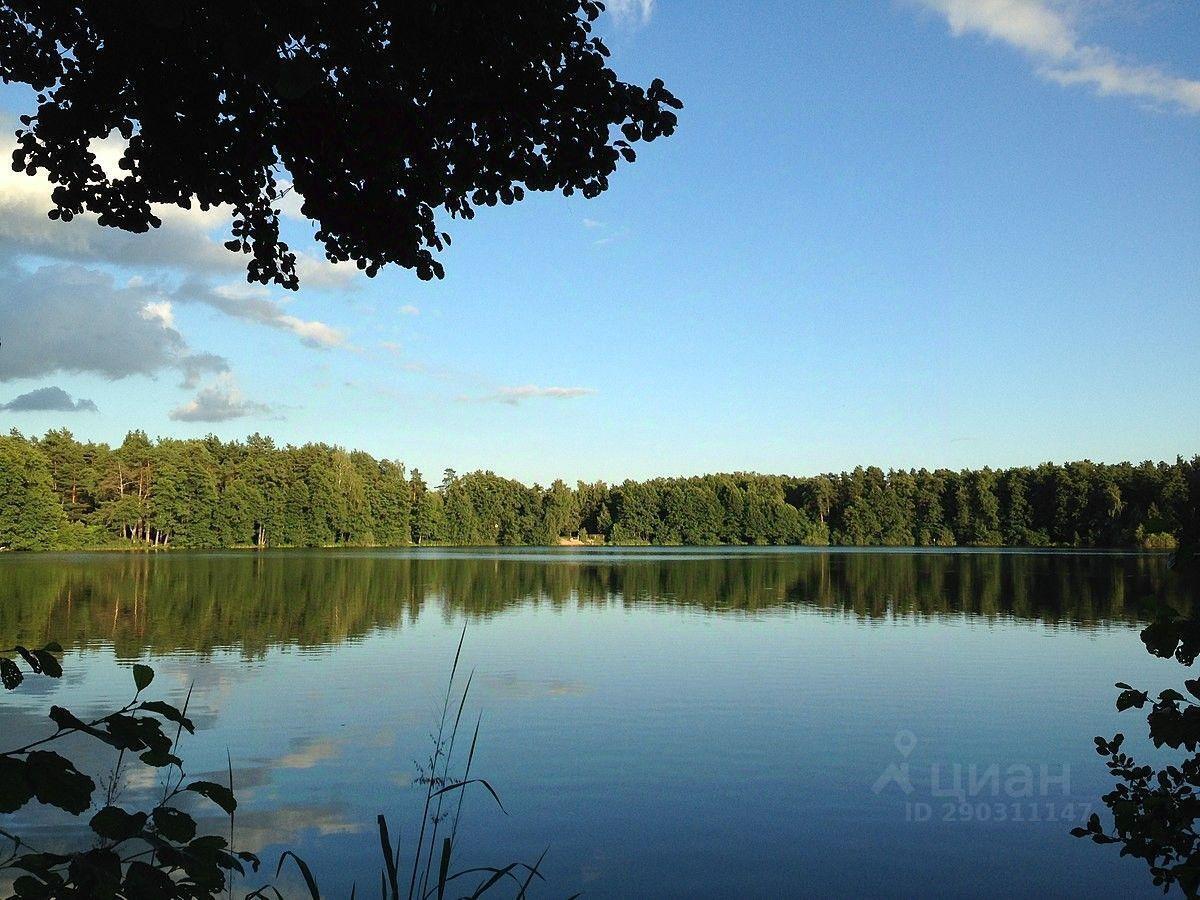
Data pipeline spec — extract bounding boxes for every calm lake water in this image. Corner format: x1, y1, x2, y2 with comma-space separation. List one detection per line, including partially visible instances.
0, 547, 1192, 897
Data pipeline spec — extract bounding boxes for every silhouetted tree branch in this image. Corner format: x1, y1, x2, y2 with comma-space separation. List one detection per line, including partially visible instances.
0, 1, 682, 288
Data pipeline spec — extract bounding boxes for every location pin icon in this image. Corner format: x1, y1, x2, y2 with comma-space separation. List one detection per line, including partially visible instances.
895, 729, 917, 758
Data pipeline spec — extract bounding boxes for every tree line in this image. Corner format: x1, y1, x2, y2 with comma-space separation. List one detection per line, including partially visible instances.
0, 429, 1195, 551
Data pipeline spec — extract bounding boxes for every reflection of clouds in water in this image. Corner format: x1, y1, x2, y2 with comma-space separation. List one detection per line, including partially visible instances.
196, 803, 364, 851
277, 737, 342, 770
580, 846, 608, 885
487, 671, 590, 700
368, 728, 397, 749
141, 652, 272, 731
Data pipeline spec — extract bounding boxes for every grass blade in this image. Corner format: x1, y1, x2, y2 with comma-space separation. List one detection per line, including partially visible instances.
276, 850, 321, 899
429, 779, 507, 815
378, 815, 399, 899
515, 847, 549, 899
436, 837, 451, 900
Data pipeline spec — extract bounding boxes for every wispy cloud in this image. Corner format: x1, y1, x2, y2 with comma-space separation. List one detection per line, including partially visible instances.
607, 0, 654, 26
0, 386, 97, 413
917, 0, 1200, 113
582, 218, 606, 229
458, 385, 597, 405
169, 375, 273, 422
175, 280, 348, 349
399, 304, 420, 316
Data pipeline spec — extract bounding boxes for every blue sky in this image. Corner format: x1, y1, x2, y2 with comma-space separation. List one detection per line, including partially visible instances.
0, 0, 1197, 483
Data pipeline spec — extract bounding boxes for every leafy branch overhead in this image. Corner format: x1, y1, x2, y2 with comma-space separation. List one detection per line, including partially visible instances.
0, 0, 682, 288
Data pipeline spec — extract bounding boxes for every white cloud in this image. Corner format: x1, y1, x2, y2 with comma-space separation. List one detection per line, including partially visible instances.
140, 299, 175, 329
607, 0, 654, 25
169, 375, 273, 422
399, 304, 420, 316
582, 218, 605, 229
918, 0, 1200, 113
458, 384, 597, 405
379, 341, 403, 354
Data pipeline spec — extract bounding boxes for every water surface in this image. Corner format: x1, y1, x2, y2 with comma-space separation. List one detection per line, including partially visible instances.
0, 548, 1189, 897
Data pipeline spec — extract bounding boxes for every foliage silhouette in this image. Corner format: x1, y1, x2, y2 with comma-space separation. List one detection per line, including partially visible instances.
1077, 539, 1200, 896
0, 0, 681, 289
1, 632, 556, 899
0, 644, 263, 898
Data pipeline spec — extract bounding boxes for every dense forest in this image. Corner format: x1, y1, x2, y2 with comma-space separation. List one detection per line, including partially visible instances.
0, 429, 1196, 552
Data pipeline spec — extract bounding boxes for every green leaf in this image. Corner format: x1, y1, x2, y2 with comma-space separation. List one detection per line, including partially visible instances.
152, 805, 197, 843
0, 756, 34, 813
90, 805, 148, 842
185, 780, 237, 814
24, 750, 95, 816
132, 664, 154, 691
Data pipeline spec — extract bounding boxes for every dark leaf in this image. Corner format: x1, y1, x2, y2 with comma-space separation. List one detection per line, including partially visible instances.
13, 646, 41, 673
123, 860, 179, 898
11, 875, 51, 899
90, 805, 148, 842
9, 853, 70, 875
139, 700, 195, 734
24, 750, 95, 815
67, 848, 121, 895
31, 650, 61, 679
153, 806, 198, 843
0, 755, 34, 813
2, 656, 24, 690
139, 748, 182, 768
133, 664, 154, 691
185, 780, 237, 814
48, 705, 87, 732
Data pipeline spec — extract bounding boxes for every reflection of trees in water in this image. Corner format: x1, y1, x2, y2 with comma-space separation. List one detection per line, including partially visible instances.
0, 551, 1183, 656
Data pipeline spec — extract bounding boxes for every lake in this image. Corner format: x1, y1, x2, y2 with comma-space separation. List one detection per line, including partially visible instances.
0, 547, 1191, 897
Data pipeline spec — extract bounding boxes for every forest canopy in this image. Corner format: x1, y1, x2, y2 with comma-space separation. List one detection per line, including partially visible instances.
0, 429, 1196, 552
0, 0, 681, 288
